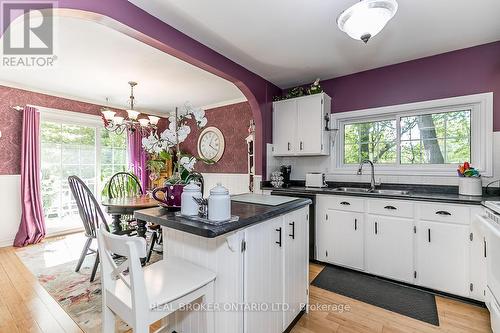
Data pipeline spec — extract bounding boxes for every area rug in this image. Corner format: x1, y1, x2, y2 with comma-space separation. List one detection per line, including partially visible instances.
15, 232, 162, 333
312, 265, 439, 326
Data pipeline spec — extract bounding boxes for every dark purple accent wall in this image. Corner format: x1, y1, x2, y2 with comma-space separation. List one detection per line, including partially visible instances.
319, 41, 500, 130
180, 102, 254, 174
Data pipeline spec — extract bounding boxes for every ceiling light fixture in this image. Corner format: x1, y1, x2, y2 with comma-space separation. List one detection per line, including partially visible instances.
101, 81, 160, 137
337, 0, 398, 43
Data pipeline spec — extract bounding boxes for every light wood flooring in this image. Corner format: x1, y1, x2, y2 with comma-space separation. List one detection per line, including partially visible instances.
0, 239, 492, 333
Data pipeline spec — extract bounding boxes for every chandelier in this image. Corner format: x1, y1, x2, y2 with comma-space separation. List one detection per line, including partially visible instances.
337, 0, 398, 43
101, 81, 160, 136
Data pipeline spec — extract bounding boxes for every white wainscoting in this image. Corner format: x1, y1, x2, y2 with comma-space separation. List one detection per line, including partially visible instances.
0, 175, 21, 247
202, 173, 250, 197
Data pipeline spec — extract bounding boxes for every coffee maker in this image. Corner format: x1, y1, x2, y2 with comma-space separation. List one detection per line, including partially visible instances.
280, 165, 292, 188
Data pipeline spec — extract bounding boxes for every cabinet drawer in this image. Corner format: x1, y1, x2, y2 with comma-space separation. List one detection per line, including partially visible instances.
419, 203, 470, 225
327, 196, 364, 212
368, 199, 414, 218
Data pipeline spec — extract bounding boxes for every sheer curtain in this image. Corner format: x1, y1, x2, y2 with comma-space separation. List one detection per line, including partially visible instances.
14, 106, 46, 247
128, 130, 149, 191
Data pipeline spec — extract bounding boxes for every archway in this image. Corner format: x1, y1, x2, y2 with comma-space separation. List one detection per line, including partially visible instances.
1, 0, 281, 177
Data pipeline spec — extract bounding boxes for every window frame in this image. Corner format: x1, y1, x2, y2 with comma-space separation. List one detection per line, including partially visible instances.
331, 93, 493, 177
39, 106, 129, 201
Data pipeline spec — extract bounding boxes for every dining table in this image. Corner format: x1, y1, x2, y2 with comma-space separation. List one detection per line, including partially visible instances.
101, 195, 159, 238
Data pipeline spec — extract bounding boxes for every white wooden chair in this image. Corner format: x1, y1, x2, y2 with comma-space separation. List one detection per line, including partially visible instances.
97, 227, 216, 333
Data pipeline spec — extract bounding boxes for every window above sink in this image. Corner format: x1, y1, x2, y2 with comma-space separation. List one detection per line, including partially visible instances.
331, 93, 493, 177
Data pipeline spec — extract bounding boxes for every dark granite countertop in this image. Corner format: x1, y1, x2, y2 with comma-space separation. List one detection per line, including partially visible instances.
262, 181, 500, 205
134, 198, 311, 238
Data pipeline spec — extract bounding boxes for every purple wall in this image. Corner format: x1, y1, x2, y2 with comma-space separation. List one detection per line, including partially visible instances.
1, 0, 281, 176
319, 41, 500, 130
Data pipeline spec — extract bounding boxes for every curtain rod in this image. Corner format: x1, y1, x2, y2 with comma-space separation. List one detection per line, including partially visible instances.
11, 105, 24, 111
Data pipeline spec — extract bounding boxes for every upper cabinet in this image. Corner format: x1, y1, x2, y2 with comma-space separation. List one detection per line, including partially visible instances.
272, 93, 331, 156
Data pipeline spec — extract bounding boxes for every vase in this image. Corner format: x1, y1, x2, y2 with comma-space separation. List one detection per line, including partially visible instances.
152, 183, 185, 210
458, 177, 482, 196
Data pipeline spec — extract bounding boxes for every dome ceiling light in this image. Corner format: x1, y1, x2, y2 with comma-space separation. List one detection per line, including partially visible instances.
337, 0, 398, 43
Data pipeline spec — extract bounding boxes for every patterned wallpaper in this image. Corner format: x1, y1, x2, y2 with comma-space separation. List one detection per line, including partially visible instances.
0, 85, 167, 175
0, 85, 251, 175
181, 102, 253, 174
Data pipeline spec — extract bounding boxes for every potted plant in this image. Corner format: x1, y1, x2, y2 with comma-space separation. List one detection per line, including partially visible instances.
457, 162, 482, 196
142, 103, 210, 209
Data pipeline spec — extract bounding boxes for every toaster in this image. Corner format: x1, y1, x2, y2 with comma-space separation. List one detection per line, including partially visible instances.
305, 173, 326, 188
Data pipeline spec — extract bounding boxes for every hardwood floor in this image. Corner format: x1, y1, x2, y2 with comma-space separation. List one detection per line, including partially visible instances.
291, 263, 492, 333
0, 241, 492, 333
0, 246, 83, 333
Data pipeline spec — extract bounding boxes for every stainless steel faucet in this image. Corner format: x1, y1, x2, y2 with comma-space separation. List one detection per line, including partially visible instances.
357, 159, 376, 192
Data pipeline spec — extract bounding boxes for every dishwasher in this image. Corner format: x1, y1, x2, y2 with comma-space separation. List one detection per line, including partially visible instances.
271, 190, 316, 260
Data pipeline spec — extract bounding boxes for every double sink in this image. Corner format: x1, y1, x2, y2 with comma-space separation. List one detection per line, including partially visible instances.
327, 187, 411, 196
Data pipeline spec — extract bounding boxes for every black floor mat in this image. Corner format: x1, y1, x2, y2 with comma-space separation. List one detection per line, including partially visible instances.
311, 265, 439, 326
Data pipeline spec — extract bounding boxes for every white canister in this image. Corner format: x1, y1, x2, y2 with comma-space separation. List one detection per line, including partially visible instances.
181, 181, 202, 216
458, 177, 482, 196
208, 183, 231, 222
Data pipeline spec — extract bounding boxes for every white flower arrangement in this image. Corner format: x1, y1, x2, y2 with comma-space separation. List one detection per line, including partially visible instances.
142, 103, 210, 183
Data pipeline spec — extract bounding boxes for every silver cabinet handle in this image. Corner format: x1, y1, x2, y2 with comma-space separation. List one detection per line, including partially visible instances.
300, 141, 303, 150
435, 210, 451, 216
428, 228, 431, 242
384, 205, 397, 210
287, 142, 291, 151
354, 218, 357, 230
375, 222, 378, 234
340, 201, 350, 206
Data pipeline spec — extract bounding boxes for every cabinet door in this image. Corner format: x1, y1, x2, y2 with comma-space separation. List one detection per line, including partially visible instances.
283, 208, 309, 330
325, 209, 364, 270
365, 215, 414, 283
273, 99, 297, 155
296, 94, 323, 154
469, 212, 487, 301
244, 217, 283, 333
416, 220, 470, 297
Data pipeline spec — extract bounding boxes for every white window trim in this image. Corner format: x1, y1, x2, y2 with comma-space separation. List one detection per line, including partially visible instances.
39, 106, 129, 200
330, 93, 493, 177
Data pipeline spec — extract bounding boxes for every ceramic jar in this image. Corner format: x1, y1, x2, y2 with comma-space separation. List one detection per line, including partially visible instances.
181, 181, 202, 216
458, 177, 482, 196
208, 183, 231, 222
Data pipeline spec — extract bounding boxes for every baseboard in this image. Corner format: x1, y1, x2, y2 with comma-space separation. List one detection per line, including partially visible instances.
0, 237, 14, 248
283, 307, 306, 333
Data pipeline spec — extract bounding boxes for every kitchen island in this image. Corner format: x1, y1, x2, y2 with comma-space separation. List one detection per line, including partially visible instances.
135, 197, 311, 333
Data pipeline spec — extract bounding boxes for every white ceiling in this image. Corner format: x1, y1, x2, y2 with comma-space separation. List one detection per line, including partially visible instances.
129, 0, 500, 88
0, 16, 245, 114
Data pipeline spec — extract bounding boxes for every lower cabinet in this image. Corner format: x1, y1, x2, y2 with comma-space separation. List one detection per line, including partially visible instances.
283, 208, 309, 330
365, 215, 414, 283
416, 220, 470, 297
244, 207, 309, 333
316, 195, 484, 300
323, 209, 364, 270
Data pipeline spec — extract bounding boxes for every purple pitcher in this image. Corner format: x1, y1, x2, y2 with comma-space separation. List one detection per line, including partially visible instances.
152, 183, 185, 210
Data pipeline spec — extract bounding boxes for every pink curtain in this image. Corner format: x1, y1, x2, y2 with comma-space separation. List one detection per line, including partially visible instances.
128, 130, 149, 191
14, 106, 46, 247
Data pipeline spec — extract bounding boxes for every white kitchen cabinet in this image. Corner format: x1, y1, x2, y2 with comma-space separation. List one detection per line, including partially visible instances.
244, 207, 309, 333
315, 194, 483, 300
283, 208, 309, 330
273, 99, 297, 155
244, 216, 284, 333
416, 220, 470, 297
365, 215, 414, 283
470, 210, 487, 301
272, 93, 331, 156
324, 209, 364, 270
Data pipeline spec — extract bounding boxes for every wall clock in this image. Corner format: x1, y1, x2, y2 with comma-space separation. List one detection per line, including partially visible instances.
197, 126, 225, 162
